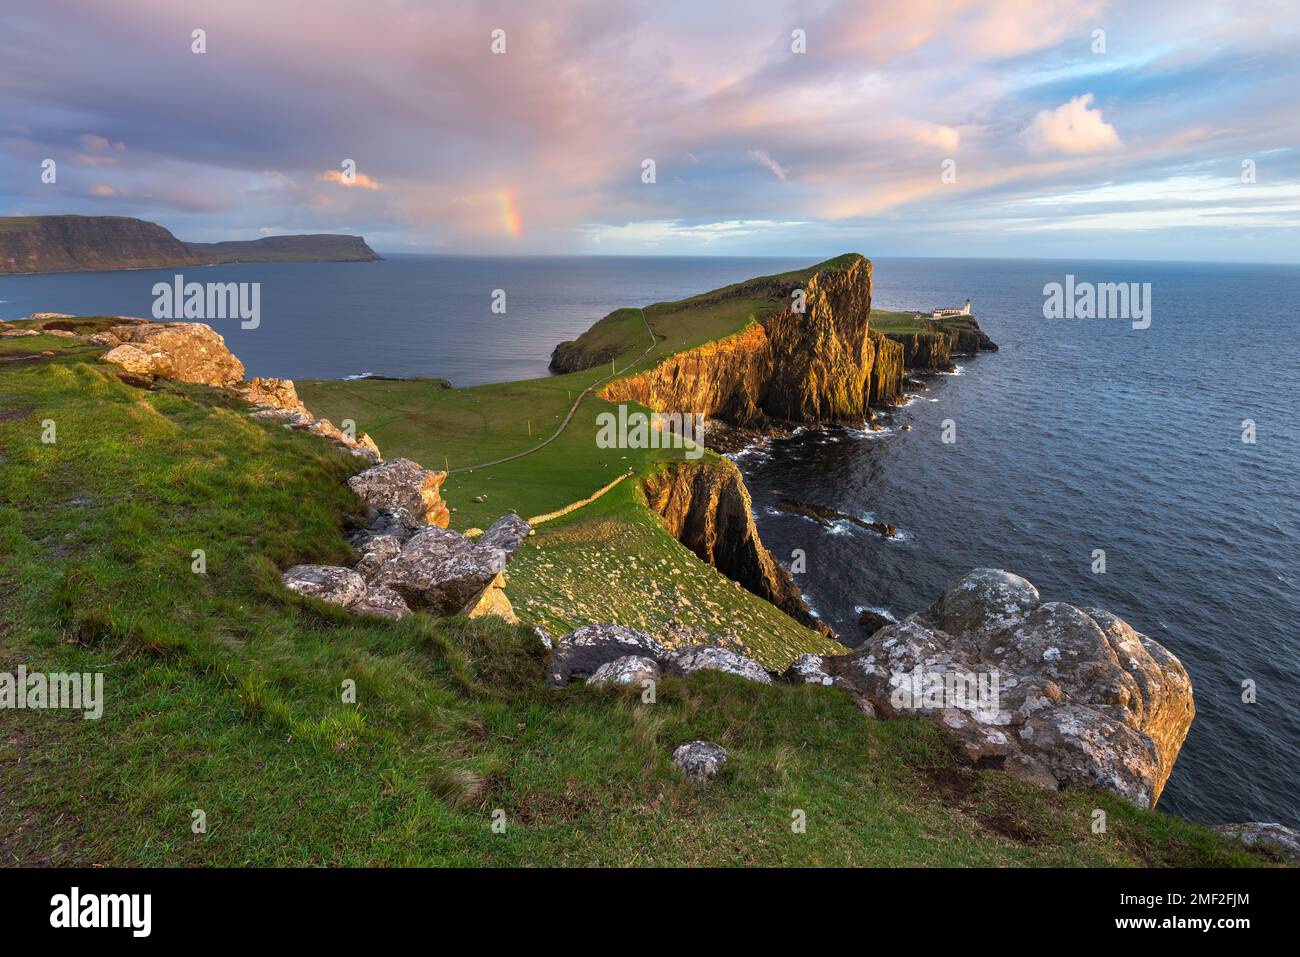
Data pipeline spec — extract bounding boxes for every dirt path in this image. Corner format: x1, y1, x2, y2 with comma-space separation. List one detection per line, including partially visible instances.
447, 308, 657, 474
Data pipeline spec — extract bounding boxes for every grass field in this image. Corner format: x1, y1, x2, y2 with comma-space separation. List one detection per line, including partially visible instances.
0, 352, 1273, 865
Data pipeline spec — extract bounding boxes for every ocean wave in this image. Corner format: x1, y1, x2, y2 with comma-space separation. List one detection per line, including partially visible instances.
852, 605, 899, 623
341, 372, 377, 380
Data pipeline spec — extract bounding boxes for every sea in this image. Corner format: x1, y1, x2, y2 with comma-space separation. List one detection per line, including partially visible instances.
3, 253, 1296, 827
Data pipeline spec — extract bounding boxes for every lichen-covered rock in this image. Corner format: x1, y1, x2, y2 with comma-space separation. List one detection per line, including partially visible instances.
1213, 823, 1300, 865
829, 569, 1195, 807
587, 655, 660, 688
672, 741, 727, 781
281, 564, 367, 609
102, 321, 245, 386
354, 533, 402, 580
350, 584, 410, 620
476, 514, 531, 563
664, 644, 772, 684
783, 653, 836, 686
347, 458, 449, 528
925, 567, 1040, 636
237, 376, 305, 412
373, 526, 503, 614
548, 624, 667, 687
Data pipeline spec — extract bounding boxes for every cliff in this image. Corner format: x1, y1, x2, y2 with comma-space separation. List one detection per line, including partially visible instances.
643, 459, 836, 638
0, 215, 379, 274
604, 254, 905, 427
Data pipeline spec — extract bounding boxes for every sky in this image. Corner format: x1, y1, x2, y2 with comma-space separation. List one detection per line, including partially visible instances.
2, 0, 1298, 261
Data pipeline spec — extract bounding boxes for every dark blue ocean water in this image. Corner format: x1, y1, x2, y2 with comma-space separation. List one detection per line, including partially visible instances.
3, 254, 1296, 826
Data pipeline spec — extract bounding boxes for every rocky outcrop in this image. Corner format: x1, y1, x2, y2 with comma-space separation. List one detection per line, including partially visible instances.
372, 526, 505, 613
281, 564, 368, 608
882, 316, 998, 372
663, 645, 773, 684
587, 655, 661, 688
643, 460, 835, 638
672, 741, 727, 781
547, 624, 669, 687
603, 256, 889, 428
549, 339, 620, 374
284, 511, 525, 624
96, 318, 379, 461
884, 331, 955, 373
801, 569, 1195, 808
347, 458, 450, 528
548, 623, 773, 689
103, 321, 246, 387
0, 215, 378, 275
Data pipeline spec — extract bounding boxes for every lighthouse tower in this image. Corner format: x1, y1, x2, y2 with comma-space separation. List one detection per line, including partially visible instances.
963, 297, 972, 315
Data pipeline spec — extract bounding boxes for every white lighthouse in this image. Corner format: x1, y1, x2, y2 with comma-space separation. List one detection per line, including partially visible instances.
963, 297, 971, 315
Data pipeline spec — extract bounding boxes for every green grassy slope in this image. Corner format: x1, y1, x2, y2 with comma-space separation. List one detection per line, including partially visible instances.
0, 352, 1273, 866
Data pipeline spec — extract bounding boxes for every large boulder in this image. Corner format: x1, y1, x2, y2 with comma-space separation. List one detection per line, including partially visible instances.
828, 569, 1194, 808
663, 645, 772, 684
476, 514, 531, 563
547, 624, 668, 687
281, 564, 367, 609
347, 458, 449, 528
354, 534, 402, 580
587, 655, 661, 688
102, 321, 245, 387
372, 526, 503, 614
350, 584, 411, 621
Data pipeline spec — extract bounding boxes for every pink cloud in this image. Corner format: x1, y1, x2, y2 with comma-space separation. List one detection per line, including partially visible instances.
1023, 94, 1123, 154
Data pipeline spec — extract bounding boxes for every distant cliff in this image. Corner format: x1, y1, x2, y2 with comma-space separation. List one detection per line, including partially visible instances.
0, 215, 380, 275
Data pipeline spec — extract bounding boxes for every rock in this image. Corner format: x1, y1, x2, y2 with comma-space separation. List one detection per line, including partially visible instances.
476, 513, 531, 562
586, 655, 660, 688
281, 564, 367, 609
347, 458, 450, 528
664, 644, 772, 684
1213, 823, 1300, 865
354, 534, 402, 580
102, 321, 245, 387
373, 526, 503, 614
533, 626, 553, 650
350, 585, 411, 620
783, 653, 836, 686
249, 407, 313, 428
237, 376, 305, 412
858, 609, 894, 637
460, 571, 518, 623
44, 328, 79, 338
828, 569, 1195, 808
925, 567, 1040, 636
1, 329, 41, 338
547, 624, 668, 687
672, 741, 727, 781
88, 331, 121, 347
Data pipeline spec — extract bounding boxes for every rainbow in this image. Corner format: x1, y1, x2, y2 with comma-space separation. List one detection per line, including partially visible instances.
497, 188, 523, 238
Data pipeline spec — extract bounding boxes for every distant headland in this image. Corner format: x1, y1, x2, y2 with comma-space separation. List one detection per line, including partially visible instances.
0, 214, 380, 275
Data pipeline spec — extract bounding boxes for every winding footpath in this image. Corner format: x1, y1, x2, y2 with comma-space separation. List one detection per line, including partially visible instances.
447, 308, 658, 474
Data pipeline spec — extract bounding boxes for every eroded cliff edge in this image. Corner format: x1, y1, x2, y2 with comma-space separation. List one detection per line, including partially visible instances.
643, 459, 836, 639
